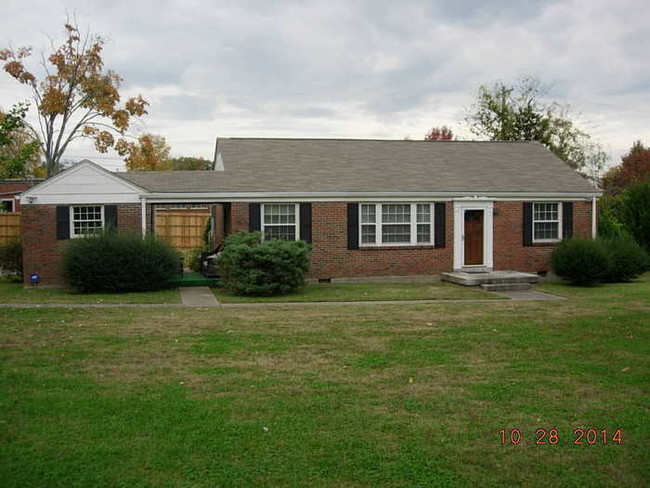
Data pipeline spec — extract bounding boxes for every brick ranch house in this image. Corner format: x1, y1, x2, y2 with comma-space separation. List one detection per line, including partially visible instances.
19, 138, 601, 287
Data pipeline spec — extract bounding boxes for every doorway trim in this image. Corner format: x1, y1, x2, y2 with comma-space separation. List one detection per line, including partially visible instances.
453, 200, 494, 271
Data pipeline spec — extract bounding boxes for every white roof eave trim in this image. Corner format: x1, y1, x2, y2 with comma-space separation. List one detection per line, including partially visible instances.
140, 190, 602, 203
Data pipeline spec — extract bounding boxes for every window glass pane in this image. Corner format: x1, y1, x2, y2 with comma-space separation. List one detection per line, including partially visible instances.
361, 225, 376, 244
534, 203, 558, 222
264, 204, 295, 224
382, 224, 411, 243
417, 224, 431, 243
416, 204, 430, 223
361, 204, 376, 224
264, 225, 296, 241
534, 222, 558, 240
382, 204, 410, 223
72, 206, 103, 236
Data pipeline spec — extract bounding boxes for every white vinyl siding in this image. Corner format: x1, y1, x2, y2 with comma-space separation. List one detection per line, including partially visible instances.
70, 205, 104, 238
533, 202, 562, 242
261, 203, 299, 241
360, 203, 433, 246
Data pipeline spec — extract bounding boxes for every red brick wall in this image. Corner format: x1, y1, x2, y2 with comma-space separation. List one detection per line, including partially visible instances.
228, 201, 454, 279
228, 200, 594, 279
22, 200, 595, 285
493, 201, 593, 273
22, 204, 142, 287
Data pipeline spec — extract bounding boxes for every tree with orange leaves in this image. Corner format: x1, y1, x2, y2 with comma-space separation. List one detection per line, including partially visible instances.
601, 141, 650, 195
0, 22, 148, 176
124, 133, 172, 171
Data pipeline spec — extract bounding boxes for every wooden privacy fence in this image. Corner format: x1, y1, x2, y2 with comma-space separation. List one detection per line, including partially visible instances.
155, 211, 210, 251
0, 213, 21, 243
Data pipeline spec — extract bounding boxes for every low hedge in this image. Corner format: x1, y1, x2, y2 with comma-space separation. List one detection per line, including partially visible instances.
551, 235, 648, 286
62, 231, 180, 293
601, 234, 649, 282
218, 231, 311, 296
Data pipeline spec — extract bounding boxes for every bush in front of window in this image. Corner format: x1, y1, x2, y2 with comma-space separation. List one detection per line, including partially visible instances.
600, 234, 649, 282
0, 240, 22, 278
218, 231, 311, 296
62, 231, 180, 293
550, 238, 609, 286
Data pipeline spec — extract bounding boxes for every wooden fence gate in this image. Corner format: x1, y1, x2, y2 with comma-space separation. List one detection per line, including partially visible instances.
0, 213, 21, 243
154, 210, 210, 251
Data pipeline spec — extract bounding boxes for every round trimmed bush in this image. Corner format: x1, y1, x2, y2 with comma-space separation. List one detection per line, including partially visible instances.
600, 234, 649, 282
218, 231, 311, 296
63, 231, 180, 293
550, 237, 608, 286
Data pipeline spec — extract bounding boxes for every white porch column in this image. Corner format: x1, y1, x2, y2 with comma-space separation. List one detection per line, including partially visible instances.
592, 196, 597, 238
141, 197, 147, 237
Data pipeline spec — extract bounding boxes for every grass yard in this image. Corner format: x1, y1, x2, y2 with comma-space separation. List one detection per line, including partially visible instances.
0, 281, 181, 304
214, 281, 503, 303
1, 275, 648, 487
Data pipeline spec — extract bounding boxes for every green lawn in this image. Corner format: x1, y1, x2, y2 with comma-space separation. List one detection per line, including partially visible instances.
214, 281, 503, 303
1, 275, 648, 487
0, 281, 181, 304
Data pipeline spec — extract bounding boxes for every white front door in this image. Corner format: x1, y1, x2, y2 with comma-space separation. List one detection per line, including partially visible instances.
453, 201, 494, 271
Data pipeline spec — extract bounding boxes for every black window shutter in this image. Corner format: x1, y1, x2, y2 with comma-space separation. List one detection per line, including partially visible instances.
56, 206, 70, 239
249, 203, 261, 232
562, 202, 573, 239
347, 203, 359, 250
523, 202, 533, 246
434, 202, 446, 248
104, 205, 118, 231
300, 203, 312, 244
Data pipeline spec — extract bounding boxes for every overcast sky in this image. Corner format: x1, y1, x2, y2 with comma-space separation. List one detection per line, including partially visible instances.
1, 0, 648, 171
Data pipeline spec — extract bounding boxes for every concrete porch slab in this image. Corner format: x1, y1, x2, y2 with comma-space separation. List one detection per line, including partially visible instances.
441, 270, 540, 286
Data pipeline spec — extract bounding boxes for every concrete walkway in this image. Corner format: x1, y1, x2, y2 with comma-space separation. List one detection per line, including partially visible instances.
0, 288, 564, 309
179, 286, 221, 307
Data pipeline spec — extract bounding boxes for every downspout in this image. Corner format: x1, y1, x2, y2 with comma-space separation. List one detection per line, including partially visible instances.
141, 197, 147, 237
591, 196, 597, 238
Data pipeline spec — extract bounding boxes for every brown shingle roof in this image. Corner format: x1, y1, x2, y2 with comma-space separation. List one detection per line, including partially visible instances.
120, 138, 599, 194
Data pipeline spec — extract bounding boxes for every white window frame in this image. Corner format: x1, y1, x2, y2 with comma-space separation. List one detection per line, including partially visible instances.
70, 205, 105, 238
261, 203, 300, 241
0, 199, 14, 212
532, 202, 562, 243
359, 203, 434, 247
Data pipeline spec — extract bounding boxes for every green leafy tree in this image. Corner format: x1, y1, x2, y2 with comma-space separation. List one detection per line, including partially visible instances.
618, 180, 650, 253
0, 103, 41, 178
168, 156, 212, 171
465, 77, 608, 176
1, 22, 148, 176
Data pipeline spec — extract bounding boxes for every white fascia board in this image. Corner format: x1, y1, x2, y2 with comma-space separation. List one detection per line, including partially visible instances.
29, 193, 142, 205
143, 190, 602, 203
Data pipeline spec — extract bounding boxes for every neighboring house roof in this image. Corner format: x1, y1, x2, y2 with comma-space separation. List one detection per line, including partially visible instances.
118, 138, 599, 195
0, 179, 44, 197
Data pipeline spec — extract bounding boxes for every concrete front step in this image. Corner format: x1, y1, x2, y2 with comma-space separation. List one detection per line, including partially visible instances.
480, 283, 532, 292
442, 270, 539, 287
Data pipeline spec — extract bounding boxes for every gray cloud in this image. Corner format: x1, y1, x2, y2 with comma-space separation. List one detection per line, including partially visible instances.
0, 0, 648, 167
